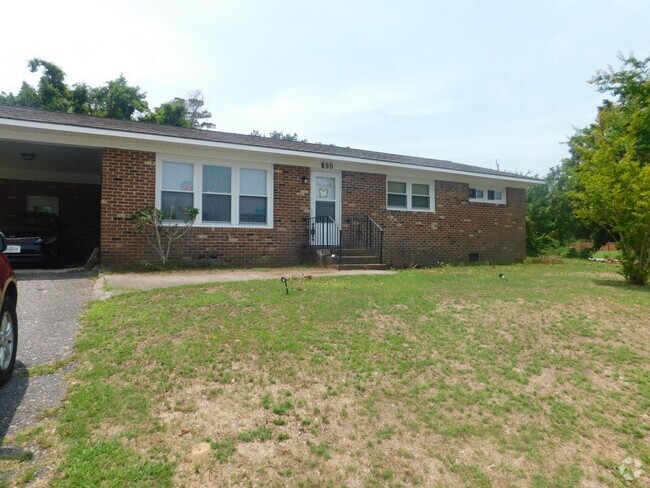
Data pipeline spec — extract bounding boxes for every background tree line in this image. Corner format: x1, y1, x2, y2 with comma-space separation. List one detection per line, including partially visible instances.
0, 58, 215, 129
527, 54, 649, 284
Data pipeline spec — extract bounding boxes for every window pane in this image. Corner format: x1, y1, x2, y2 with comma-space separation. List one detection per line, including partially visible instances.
469, 188, 476, 199
163, 162, 193, 191
240, 168, 267, 195
412, 195, 430, 209
387, 181, 406, 193
240, 196, 267, 223
475, 189, 484, 199
412, 183, 429, 196
161, 191, 194, 219
387, 194, 407, 207
203, 165, 231, 193
494, 191, 502, 200
315, 201, 336, 220
488, 190, 496, 200
315, 176, 335, 201
202, 194, 231, 222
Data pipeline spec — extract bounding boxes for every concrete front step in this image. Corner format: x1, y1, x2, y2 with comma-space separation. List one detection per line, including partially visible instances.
340, 248, 373, 256
336, 263, 388, 270
340, 255, 380, 264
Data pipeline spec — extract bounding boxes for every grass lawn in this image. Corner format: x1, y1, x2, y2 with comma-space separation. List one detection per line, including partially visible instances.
3, 260, 649, 487
593, 250, 622, 260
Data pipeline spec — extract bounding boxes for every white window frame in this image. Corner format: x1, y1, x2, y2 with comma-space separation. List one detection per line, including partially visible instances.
469, 186, 506, 204
156, 155, 274, 228
386, 178, 435, 212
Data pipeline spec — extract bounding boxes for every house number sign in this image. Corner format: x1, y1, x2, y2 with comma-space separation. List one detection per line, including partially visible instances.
321, 162, 334, 169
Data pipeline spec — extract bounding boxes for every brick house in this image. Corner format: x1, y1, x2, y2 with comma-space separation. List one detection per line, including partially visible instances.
0, 106, 541, 267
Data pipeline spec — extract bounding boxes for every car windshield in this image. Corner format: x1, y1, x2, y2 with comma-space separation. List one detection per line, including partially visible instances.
0, 213, 58, 235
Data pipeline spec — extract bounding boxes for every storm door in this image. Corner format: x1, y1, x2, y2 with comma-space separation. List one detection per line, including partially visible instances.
310, 171, 341, 246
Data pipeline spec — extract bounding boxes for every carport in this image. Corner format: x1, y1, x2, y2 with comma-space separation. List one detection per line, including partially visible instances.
0, 139, 102, 264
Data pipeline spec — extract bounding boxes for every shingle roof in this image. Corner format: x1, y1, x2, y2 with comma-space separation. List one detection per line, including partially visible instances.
0, 105, 541, 182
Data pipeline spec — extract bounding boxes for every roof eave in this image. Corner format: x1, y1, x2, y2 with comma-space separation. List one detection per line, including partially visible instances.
0, 116, 545, 186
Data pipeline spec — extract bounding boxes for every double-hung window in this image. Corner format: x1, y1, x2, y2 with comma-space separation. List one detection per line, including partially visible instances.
469, 186, 505, 204
202, 165, 232, 223
161, 162, 194, 219
411, 183, 431, 210
239, 168, 268, 224
387, 181, 408, 208
386, 179, 434, 211
159, 158, 272, 226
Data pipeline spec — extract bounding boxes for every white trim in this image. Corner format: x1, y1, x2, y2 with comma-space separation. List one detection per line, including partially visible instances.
155, 153, 274, 229
0, 117, 544, 186
386, 178, 435, 212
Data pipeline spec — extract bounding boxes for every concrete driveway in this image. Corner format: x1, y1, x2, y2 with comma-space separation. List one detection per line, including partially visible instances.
0, 269, 94, 441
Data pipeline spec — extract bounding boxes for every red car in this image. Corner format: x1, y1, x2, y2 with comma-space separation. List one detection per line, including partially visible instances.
0, 231, 18, 387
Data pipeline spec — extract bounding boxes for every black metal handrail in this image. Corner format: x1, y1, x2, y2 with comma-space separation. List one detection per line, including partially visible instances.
305, 216, 342, 261
345, 216, 384, 262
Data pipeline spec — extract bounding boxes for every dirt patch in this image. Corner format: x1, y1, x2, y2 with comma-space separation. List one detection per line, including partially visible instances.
95, 267, 395, 299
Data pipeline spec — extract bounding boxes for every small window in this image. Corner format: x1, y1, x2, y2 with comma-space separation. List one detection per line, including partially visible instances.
387, 180, 434, 211
469, 188, 484, 199
387, 181, 408, 208
161, 162, 194, 219
412, 183, 430, 209
488, 190, 502, 201
239, 168, 267, 223
469, 186, 504, 204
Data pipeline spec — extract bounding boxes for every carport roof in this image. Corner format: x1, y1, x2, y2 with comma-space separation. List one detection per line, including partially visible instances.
0, 105, 542, 183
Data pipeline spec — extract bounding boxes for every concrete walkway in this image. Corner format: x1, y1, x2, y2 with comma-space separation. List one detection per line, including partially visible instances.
94, 267, 395, 299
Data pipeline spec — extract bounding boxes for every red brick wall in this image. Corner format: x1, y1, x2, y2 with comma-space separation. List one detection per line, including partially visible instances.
100, 148, 311, 266
0, 178, 100, 261
100, 150, 525, 267
341, 171, 526, 266
100, 148, 157, 264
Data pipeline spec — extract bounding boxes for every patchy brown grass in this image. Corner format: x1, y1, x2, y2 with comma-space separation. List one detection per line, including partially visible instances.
3, 261, 648, 487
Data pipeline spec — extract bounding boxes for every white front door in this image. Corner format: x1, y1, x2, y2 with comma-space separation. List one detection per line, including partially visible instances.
310, 171, 341, 246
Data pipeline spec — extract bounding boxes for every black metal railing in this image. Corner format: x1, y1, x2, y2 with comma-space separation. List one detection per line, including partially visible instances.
345, 216, 384, 262
305, 216, 342, 259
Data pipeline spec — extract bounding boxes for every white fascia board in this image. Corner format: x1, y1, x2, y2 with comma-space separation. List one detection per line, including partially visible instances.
0, 118, 544, 187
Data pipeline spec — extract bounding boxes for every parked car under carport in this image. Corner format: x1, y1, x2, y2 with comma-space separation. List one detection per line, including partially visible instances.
0, 212, 67, 268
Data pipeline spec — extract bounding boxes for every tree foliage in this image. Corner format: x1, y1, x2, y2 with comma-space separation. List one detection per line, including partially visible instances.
570, 54, 650, 285
132, 206, 199, 265
251, 130, 308, 142
0, 58, 214, 128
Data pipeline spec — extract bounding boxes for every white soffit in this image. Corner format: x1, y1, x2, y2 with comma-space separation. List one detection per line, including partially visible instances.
0, 117, 543, 187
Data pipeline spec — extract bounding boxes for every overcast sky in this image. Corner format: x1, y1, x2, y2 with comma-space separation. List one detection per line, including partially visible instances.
1, 1, 649, 177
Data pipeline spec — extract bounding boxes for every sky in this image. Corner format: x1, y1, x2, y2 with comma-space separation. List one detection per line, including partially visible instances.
1, 0, 649, 177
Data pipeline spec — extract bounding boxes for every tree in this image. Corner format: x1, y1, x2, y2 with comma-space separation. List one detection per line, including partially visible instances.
570, 54, 650, 285
145, 98, 191, 127
526, 130, 608, 256
92, 74, 149, 120
144, 91, 215, 129
0, 58, 70, 111
251, 130, 308, 142
1, 59, 215, 129
132, 206, 199, 265
186, 90, 215, 129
